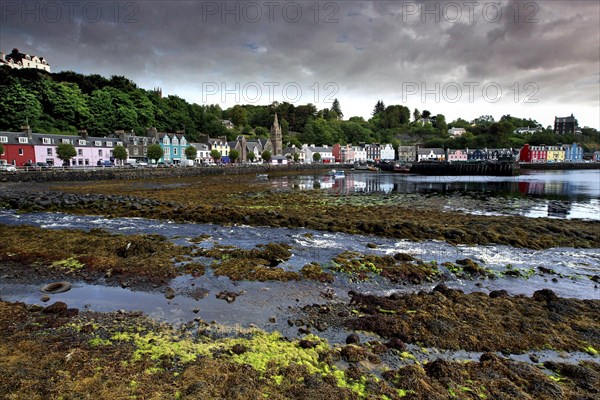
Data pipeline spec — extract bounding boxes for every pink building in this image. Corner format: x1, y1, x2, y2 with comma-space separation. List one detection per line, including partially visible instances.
32, 132, 123, 166
448, 149, 468, 162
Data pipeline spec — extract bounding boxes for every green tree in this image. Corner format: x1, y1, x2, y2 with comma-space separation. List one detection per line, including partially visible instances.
147, 144, 164, 163
293, 152, 299, 162
112, 145, 128, 165
433, 114, 447, 135
330, 98, 343, 120
261, 150, 272, 163
210, 149, 221, 163
422, 110, 432, 120
247, 152, 256, 163
0, 80, 43, 130
185, 145, 197, 161
56, 143, 76, 166
413, 108, 421, 122
373, 100, 385, 116
313, 152, 321, 162
229, 105, 248, 127
49, 81, 91, 130
229, 149, 240, 163
88, 88, 116, 136
254, 126, 269, 137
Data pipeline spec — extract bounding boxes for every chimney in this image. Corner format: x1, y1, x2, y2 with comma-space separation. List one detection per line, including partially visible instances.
21, 124, 32, 140
78, 129, 88, 140
146, 127, 158, 140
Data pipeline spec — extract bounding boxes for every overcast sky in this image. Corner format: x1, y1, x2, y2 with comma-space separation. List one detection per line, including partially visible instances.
2, 0, 599, 128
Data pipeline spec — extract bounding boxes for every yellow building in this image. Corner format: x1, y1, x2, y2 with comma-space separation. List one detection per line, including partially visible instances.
546, 146, 565, 162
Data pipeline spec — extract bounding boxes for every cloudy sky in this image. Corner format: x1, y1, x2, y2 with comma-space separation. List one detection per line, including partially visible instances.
2, 0, 599, 128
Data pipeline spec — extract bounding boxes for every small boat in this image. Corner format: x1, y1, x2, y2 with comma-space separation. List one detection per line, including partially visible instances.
367, 165, 379, 172
328, 169, 345, 178
256, 173, 268, 180
393, 163, 412, 173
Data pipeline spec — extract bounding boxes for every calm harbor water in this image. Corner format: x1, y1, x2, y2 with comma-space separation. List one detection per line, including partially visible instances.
269, 169, 600, 220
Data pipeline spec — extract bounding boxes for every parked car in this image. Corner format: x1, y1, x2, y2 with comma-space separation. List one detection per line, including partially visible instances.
0, 161, 17, 172
97, 160, 115, 167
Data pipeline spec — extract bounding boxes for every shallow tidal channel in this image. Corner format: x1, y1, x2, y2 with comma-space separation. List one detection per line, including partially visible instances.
1, 209, 599, 328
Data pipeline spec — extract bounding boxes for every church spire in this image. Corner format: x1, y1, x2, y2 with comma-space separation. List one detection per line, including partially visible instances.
270, 113, 282, 156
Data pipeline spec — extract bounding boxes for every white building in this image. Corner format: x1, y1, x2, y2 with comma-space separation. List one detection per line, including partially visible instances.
514, 126, 542, 134
380, 144, 395, 161
0, 48, 50, 72
192, 143, 211, 163
302, 144, 334, 163
448, 128, 466, 138
353, 146, 367, 162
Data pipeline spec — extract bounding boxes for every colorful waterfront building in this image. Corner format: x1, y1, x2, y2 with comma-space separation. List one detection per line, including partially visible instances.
561, 143, 583, 162
519, 144, 547, 163
546, 145, 565, 162
0, 129, 36, 166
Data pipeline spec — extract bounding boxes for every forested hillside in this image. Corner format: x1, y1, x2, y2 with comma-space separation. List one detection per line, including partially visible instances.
0, 67, 598, 150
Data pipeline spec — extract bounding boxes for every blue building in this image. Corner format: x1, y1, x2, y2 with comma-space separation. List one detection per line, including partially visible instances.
159, 132, 188, 164
561, 142, 583, 162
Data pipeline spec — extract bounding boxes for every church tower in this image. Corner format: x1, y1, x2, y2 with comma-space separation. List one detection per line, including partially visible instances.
270, 114, 282, 156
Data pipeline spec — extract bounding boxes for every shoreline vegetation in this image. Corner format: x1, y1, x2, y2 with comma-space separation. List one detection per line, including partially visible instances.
1, 171, 599, 399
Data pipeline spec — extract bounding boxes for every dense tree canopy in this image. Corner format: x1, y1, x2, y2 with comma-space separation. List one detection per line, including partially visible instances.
0, 67, 598, 151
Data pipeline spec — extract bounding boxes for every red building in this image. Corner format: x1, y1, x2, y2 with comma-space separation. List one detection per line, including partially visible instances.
332, 144, 342, 163
0, 130, 37, 166
519, 144, 547, 163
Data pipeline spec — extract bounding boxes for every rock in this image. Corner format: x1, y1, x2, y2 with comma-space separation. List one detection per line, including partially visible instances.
40, 294, 50, 302
489, 289, 509, 299
529, 354, 540, 363
299, 339, 316, 349
192, 308, 200, 314
533, 289, 558, 302
591, 275, 600, 283
43, 301, 68, 314
433, 283, 451, 295
164, 287, 176, 299
231, 344, 247, 355
385, 338, 406, 351
346, 334, 360, 344
216, 291, 240, 303
269, 316, 276, 323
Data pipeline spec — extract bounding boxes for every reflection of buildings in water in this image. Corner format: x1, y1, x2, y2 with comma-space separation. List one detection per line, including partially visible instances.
547, 201, 571, 218
544, 181, 571, 196
518, 181, 546, 195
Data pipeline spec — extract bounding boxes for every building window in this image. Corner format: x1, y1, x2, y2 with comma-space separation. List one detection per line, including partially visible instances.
133, 148, 139, 155
165, 148, 170, 155
19, 148, 24, 156
0, 136, 7, 143
116, 142, 123, 146
62, 139, 70, 144
95, 141, 102, 146
78, 159, 83, 166
43, 137, 52, 144
78, 149, 83, 156
78, 140, 86, 145
174, 148, 178, 155
47, 148, 52, 156
98, 150, 103, 156
18, 137, 28, 144
106, 142, 113, 147
85, 159, 89, 166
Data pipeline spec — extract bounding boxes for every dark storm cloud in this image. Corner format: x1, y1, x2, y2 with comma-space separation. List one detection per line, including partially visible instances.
1, 0, 598, 125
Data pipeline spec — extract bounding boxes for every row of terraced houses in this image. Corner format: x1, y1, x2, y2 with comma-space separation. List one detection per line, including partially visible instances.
0, 124, 596, 167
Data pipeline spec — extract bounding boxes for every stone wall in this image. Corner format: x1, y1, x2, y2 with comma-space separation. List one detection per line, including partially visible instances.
0, 164, 328, 183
